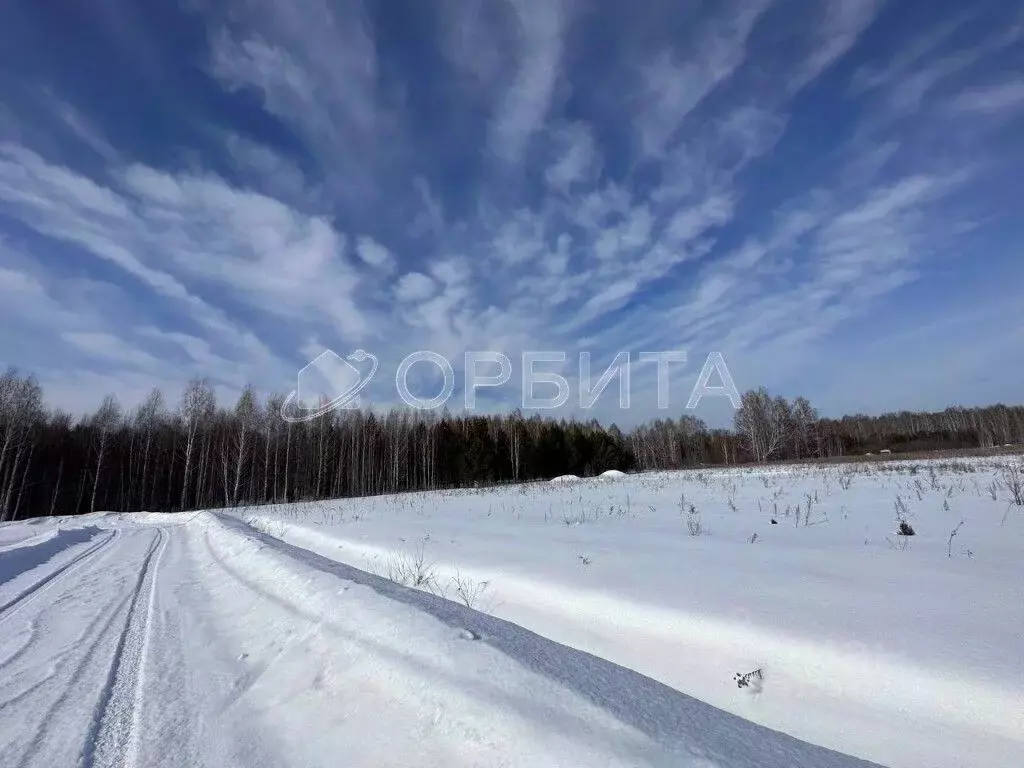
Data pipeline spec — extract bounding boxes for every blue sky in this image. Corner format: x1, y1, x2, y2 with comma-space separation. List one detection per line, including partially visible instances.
1, 0, 1022, 425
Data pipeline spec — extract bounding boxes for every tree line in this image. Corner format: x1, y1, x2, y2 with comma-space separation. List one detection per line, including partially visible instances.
1, 369, 1021, 521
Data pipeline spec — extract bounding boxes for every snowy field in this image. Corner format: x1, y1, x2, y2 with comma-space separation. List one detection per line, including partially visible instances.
1, 457, 1022, 767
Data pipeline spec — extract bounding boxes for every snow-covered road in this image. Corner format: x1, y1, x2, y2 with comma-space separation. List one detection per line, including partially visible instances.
0, 525, 168, 767
0, 513, 884, 768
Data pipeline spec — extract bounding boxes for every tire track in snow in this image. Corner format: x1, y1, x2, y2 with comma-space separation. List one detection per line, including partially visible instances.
81, 527, 167, 768
1, 547, 133, 702
0, 529, 119, 623
12, 580, 142, 766
0, 618, 39, 672
124, 528, 169, 768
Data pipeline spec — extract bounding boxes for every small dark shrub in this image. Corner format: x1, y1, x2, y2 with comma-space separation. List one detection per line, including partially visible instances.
898, 520, 916, 536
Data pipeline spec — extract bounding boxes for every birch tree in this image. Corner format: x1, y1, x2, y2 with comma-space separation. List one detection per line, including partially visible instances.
133, 388, 164, 511
90, 395, 122, 514
0, 372, 43, 521
232, 386, 259, 506
180, 378, 215, 511
734, 388, 790, 462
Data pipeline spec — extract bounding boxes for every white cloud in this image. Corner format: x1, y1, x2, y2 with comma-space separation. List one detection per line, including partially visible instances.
223, 132, 317, 207
488, 0, 569, 162
0, 2, 1018, 420
850, 12, 971, 93
950, 81, 1024, 113
491, 209, 547, 266
355, 236, 396, 274
205, 0, 383, 205
61, 331, 163, 370
0, 145, 357, 381
680, 170, 960, 361
45, 93, 120, 163
663, 194, 734, 246
119, 164, 370, 339
852, 21, 1022, 114
395, 272, 437, 303
437, 0, 518, 90
430, 257, 471, 286
591, 205, 653, 261
0, 248, 267, 410
634, 0, 771, 157
792, 0, 882, 91
545, 122, 600, 191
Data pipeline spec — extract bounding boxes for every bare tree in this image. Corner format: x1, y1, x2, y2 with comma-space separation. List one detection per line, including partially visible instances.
179, 378, 215, 511
90, 395, 122, 514
3, 363, 1024, 520
734, 388, 791, 462
134, 389, 165, 511
506, 410, 523, 481
0, 371, 43, 521
231, 386, 259, 506
48, 409, 73, 516
263, 393, 284, 504
792, 396, 819, 458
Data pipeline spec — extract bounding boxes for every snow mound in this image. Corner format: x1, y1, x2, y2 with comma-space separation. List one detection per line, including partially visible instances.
599, 470, 627, 479
550, 475, 580, 483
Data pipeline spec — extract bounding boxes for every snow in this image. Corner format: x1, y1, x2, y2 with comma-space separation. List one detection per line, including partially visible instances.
0, 510, 878, 768
1, 457, 1022, 767
236, 456, 1024, 768
550, 474, 581, 483
0, 526, 58, 554
600, 469, 627, 479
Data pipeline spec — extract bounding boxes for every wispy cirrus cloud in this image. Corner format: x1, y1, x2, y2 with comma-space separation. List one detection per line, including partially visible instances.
633, 0, 773, 159
0, 0, 1020, 423
487, 0, 571, 163
851, 12, 1023, 114
950, 81, 1024, 114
